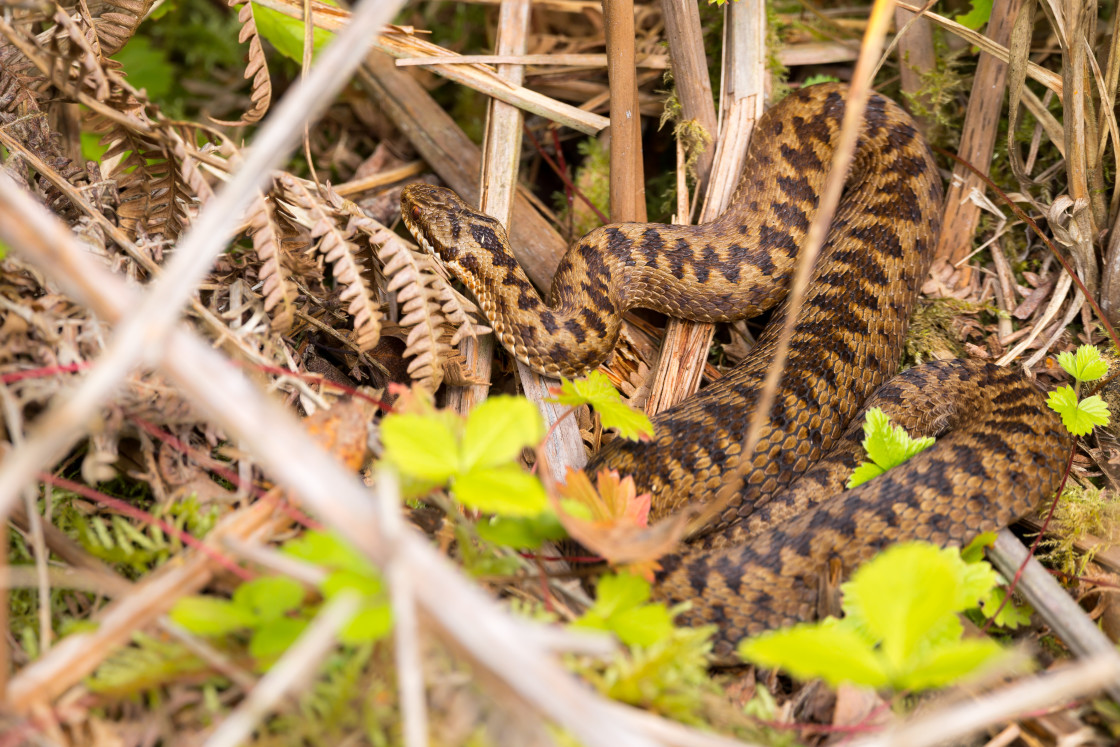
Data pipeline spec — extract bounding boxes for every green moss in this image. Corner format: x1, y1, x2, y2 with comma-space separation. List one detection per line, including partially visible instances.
901, 37, 969, 150
1040, 483, 1120, 577
552, 137, 611, 239
903, 297, 977, 365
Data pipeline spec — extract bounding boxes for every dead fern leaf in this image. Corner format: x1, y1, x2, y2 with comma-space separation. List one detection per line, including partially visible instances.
346, 212, 491, 390
51, 7, 109, 100
84, 0, 152, 57
278, 175, 382, 352
375, 233, 454, 390
211, 1, 273, 126
95, 120, 193, 241
426, 257, 493, 345
0, 45, 92, 218
247, 191, 297, 334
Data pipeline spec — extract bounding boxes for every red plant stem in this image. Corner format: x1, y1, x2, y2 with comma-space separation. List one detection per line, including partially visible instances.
982, 446, 1077, 632
522, 123, 610, 225
128, 416, 322, 531
0, 362, 90, 384
39, 473, 253, 581
248, 364, 393, 411
1, 361, 393, 413
551, 126, 573, 216
929, 147, 1113, 632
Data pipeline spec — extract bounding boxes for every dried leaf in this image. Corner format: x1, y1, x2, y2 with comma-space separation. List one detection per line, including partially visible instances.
555, 468, 689, 581
246, 191, 297, 333
211, 1, 273, 126
279, 176, 382, 351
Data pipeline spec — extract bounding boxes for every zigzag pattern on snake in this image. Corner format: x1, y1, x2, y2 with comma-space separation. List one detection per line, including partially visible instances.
401, 83, 1070, 660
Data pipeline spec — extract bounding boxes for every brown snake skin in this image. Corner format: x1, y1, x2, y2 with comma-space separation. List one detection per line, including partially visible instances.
401, 83, 1070, 659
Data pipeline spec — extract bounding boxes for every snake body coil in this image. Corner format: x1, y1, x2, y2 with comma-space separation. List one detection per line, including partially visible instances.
402, 84, 1069, 658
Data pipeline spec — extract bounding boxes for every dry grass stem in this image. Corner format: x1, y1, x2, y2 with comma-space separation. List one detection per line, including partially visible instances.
0, 0, 406, 521
0, 176, 662, 746
603, 0, 646, 222
393, 52, 670, 69
996, 273, 1073, 365
359, 53, 567, 288
377, 468, 427, 747
852, 656, 1120, 747
892, 2, 936, 111
930, 0, 1020, 289
3, 0, 1118, 740
646, 0, 767, 415
375, 31, 608, 136
894, 1, 1063, 93
8, 499, 285, 709
987, 530, 1120, 702
701, 0, 896, 529
660, 0, 718, 188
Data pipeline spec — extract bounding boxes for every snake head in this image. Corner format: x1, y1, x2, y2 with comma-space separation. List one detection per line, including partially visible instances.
400, 183, 506, 268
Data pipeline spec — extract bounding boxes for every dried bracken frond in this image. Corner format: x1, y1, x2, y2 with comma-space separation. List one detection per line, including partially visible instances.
377, 235, 449, 390
247, 191, 297, 334
85, 0, 153, 57
95, 119, 193, 241
278, 176, 382, 352
50, 8, 109, 99
427, 260, 492, 345
0, 45, 92, 218
212, 1, 273, 126
168, 137, 217, 208
345, 210, 490, 389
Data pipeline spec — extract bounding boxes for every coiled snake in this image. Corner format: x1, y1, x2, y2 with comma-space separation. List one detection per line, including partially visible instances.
401, 83, 1070, 659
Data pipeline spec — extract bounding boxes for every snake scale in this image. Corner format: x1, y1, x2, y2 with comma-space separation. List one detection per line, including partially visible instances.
401, 83, 1070, 659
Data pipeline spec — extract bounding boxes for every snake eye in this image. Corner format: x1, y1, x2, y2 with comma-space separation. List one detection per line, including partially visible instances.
411, 205, 422, 221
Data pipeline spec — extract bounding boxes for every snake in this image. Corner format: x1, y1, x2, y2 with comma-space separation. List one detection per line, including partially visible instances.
400, 83, 1070, 660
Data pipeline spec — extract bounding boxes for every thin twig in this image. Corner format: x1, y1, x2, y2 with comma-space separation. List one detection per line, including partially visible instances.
986, 529, 1120, 703
378, 467, 428, 747
701, 0, 897, 529
204, 591, 363, 747
0, 138, 687, 747
851, 656, 1120, 747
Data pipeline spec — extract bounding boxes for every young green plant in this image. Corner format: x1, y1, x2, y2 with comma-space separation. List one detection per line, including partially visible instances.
738, 542, 1011, 691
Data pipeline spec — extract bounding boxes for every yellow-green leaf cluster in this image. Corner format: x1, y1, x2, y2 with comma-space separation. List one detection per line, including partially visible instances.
1048, 345, 1112, 436
381, 395, 547, 516
847, 408, 935, 488
549, 371, 654, 441
739, 543, 1011, 691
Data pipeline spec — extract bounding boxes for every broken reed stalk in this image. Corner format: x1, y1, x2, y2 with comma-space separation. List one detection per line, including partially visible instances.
447, 0, 533, 417
931, 0, 1021, 290
603, 0, 646, 223
646, 0, 767, 415
693, 0, 897, 534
